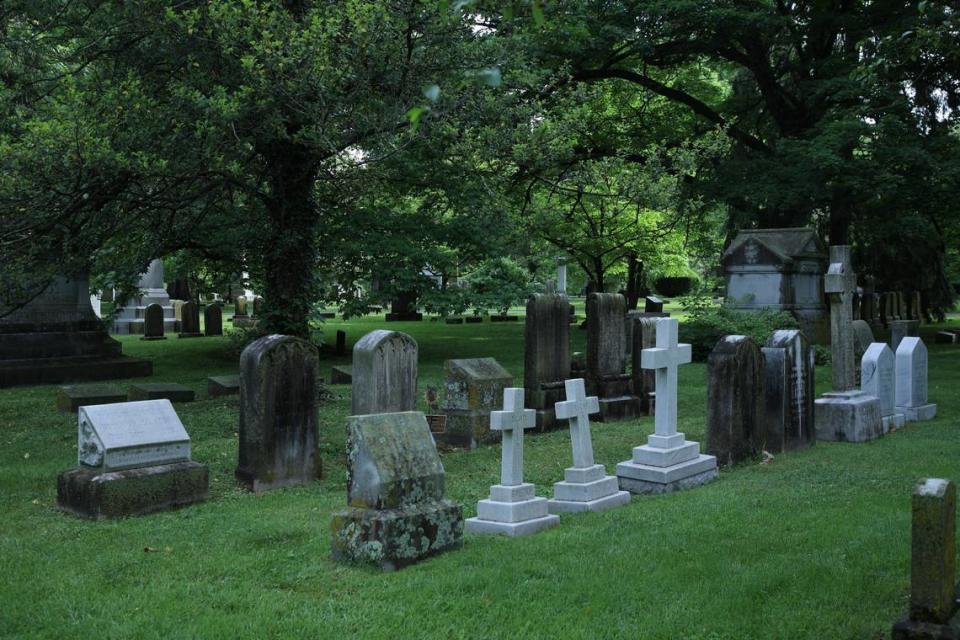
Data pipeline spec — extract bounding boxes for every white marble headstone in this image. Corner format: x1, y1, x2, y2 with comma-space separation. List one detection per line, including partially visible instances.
895, 337, 937, 421
861, 342, 903, 430
78, 399, 191, 471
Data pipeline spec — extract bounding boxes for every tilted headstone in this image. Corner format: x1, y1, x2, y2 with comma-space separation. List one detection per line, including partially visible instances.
466, 389, 560, 536
204, 304, 223, 336
142, 303, 166, 341
896, 337, 937, 422
178, 301, 203, 338
762, 330, 816, 452
891, 479, 959, 638
57, 399, 208, 518
330, 412, 463, 570
630, 316, 659, 413
586, 293, 640, 420
236, 335, 321, 492
524, 293, 570, 429
814, 246, 883, 442
861, 342, 904, 431
706, 336, 765, 466
547, 378, 629, 513
617, 318, 718, 493
351, 330, 418, 415
440, 357, 513, 448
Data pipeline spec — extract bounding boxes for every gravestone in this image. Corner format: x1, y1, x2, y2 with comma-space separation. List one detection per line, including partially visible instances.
207, 375, 240, 397
329, 365, 352, 385
57, 384, 127, 413
556, 256, 567, 294
178, 301, 203, 338
204, 304, 223, 336
112, 259, 176, 335
630, 316, 659, 414
896, 337, 937, 422
440, 357, 513, 448
335, 330, 346, 356
252, 296, 264, 316
330, 412, 463, 570
142, 304, 167, 341
645, 295, 665, 314
892, 479, 960, 639
706, 336, 765, 466
586, 293, 641, 420
851, 319, 875, 382
385, 291, 423, 322
861, 343, 904, 431
547, 378, 630, 513
351, 330, 418, 415
762, 330, 816, 452
234, 295, 248, 318
890, 319, 920, 352
910, 291, 923, 323
618, 318, 718, 494
235, 335, 321, 492
524, 293, 571, 430
466, 389, 560, 536
57, 399, 208, 518
936, 331, 959, 345
128, 383, 195, 403
814, 246, 883, 442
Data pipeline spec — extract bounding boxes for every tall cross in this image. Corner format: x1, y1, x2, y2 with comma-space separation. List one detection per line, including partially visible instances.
825, 245, 857, 391
554, 378, 600, 468
641, 318, 692, 438
490, 388, 536, 486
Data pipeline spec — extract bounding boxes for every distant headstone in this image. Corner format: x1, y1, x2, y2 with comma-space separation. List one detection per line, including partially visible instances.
128, 383, 195, 403
204, 304, 223, 336
384, 290, 423, 321
762, 330, 815, 452
852, 319, 875, 382
236, 335, 321, 492
351, 330, 418, 415
440, 357, 513, 448
523, 293, 571, 430
112, 259, 175, 335
890, 320, 920, 352
706, 336, 765, 466
330, 412, 463, 570
207, 375, 240, 398
142, 304, 167, 341
329, 365, 352, 385
335, 330, 347, 356
935, 331, 958, 345
57, 384, 127, 413
896, 337, 937, 422
861, 343, 904, 431
586, 293, 641, 420
630, 316, 659, 414
252, 296, 264, 316
466, 388, 560, 536
234, 295, 248, 318
177, 301, 202, 338
556, 257, 567, 294
645, 295, 664, 313
56, 399, 208, 518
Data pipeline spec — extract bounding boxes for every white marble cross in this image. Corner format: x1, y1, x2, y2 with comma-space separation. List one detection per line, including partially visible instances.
641, 318, 692, 438
490, 388, 536, 486
554, 378, 600, 468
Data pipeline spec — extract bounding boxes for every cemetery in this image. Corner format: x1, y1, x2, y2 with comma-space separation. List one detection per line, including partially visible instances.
1, 3, 959, 639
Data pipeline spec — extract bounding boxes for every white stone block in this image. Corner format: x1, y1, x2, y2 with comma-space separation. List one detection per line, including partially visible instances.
465, 514, 560, 537
552, 475, 621, 502
78, 399, 190, 472
632, 441, 700, 467
647, 433, 685, 449
477, 497, 550, 523
547, 490, 630, 514
616, 454, 718, 485
489, 483, 535, 503
563, 464, 605, 484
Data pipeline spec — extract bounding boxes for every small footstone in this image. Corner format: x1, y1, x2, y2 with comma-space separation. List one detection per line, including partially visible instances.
207, 375, 240, 398
329, 365, 352, 385
57, 384, 126, 413
128, 383, 195, 403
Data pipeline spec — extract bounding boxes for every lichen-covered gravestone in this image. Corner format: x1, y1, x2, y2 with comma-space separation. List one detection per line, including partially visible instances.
440, 357, 513, 448
178, 301, 203, 338
351, 330, 418, 416
235, 335, 321, 492
524, 293, 571, 430
851, 319, 875, 383
204, 304, 223, 336
142, 303, 167, 341
586, 293, 641, 421
762, 330, 815, 452
630, 316, 659, 413
896, 337, 937, 422
861, 342, 904, 431
706, 336, 765, 466
331, 412, 463, 570
57, 399, 208, 518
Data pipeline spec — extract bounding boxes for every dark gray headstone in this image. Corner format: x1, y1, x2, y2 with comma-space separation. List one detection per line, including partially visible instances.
630, 316, 659, 414
252, 296, 264, 317
763, 329, 816, 452
351, 330, 418, 415
441, 357, 513, 448
236, 335, 321, 492
644, 295, 664, 313
524, 294, 570, 429
234, 295, 248, 317
586, 293, 639, 420
706, 336, 765, 466
204, 304, 223, 336
335, 330, 347, 356
178, 301, 202, 338
142, 304, 166, 341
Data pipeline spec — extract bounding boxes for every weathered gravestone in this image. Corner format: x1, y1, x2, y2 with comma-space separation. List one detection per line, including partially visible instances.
329, 365, 352, 385
892, 478, 960, 639
617, 318, 718, 494
252, 296, 264, 316
235, 335, 321, 492
330, 412, 463, 570
890, 319, 920, 352
234, 295, 248, 318
440, 357, 513, 448
814, 246, 883, 442
586, 293, 641, 420
351, 330, 418, 415
762, 330, 816, 452
706, 336, 765, 466
896, 337, 937, 422
142, 304, 167, 341
852, 319, 875, 382
630, 316, 659, 414
57, 384, 127, 413
204, 304, 223, 336
861, 343, 905, 431
547, 378, 630, 513
178, 301, 203, 338
466, 388, 560, 536
524, 293, 571, 430
57, 399, 208, 518
207, 374, 240, 397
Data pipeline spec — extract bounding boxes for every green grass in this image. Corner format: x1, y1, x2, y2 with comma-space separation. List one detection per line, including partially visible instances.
2, 316, 959, 639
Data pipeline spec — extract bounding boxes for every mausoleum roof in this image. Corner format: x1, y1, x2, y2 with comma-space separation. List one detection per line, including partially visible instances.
721, 228, 827, 265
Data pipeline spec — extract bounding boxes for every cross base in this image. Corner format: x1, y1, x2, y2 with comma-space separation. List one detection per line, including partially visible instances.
467, 483, 560, 537
899, 403, 937, 422
547, 465, 630, 514
815, 391, 883, 442
616, 453, 718, 490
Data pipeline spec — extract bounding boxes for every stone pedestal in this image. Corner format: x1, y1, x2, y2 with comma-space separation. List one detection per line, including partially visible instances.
113, 259, 175, 335
207, 375, 239, 397
617, 435, 719, 494
57, 384, 127, 413
440, 358, 513, 448
547, 464, 630, 513
466, 483, 559, 536
814, 391, 884, 442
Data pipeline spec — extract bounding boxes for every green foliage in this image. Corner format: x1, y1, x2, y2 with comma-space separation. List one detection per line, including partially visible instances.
679, 296, 799, 361
461, 257, 533, 314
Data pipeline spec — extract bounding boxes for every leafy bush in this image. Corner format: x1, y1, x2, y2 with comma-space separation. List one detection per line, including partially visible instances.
462, 257, 533, 315
655, 276, 698, 297
679, 296, 799, 361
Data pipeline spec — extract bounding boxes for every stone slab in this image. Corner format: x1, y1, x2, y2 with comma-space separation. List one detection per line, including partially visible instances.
563, 464, 606, 484
595, 396, 642, 422
207, 375, 240, 397
2, 356, 152, 389
547, 489, 630, 514
329, 365, 352, 385
465, 513, 560, 537
490, 483, 536, 503
128, 383, 195, 403
477, 496, 550, 523
815, 391, 884, 441
618, 468, 719, 496
884, 413, 907, 431
77, 399, 191, 471
616, 454, 718, 484
631, 441, 700, 468
56, 461, 209, 519
552, 475, 622, 502
57, 384, 127, 413
903, 404, 938, 422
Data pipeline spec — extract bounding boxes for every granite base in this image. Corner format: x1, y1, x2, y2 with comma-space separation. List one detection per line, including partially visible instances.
900, 404, 938, 422
815, 390, 884, 442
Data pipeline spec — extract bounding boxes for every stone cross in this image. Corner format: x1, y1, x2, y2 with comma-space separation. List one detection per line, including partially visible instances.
555, 378, 600, 468
825, 245, 858, 391
641, 317, 692, 438
490, 388, 536, 486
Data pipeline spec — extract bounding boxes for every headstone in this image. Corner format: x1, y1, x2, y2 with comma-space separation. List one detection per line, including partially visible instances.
896, 337, 937, 422
330, 412, 463, 570
645, 295, 665, 313
351, 330, 418, 415
762, 330, 816, 452
178, 301, 203, 338
440, 357, 513, 448
235, 335, 321, 492
891, 479, 959, 638
112, 259, 176, 335
890, 319, 920, 352
706, 336, 765, 466
523, 293, 571, 430
329, 365, 352, 385
547, 378, 630, 513
234, 295, 248, 318
335, 330, 347, 356
617, 318, 718, 494
128, 383, 195, 403
556, 257, 567, 294
252, 296, 264, 316
207, 375, 240, 397
204, 304, 223, 336
881, 292, 895, 326
586, 293, 641, 420
466, 389, 560, 536
861, 343, 905, 431
630, 316, 659, 414
56, 399, 208, 518
851, 319, 875, 382
814, 246, 883, 442
142, 303, 167, 341
385, 290, 423, 321
57, 384, 127, 413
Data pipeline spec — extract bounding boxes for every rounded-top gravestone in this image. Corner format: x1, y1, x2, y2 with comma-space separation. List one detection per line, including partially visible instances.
204, 304, 223, 336
142, 303, 167, 341
351, 330, 418, 416
706, 336, 765, 466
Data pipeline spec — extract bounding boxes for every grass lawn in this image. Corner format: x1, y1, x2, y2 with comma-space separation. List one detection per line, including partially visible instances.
2, 315, 959, 639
